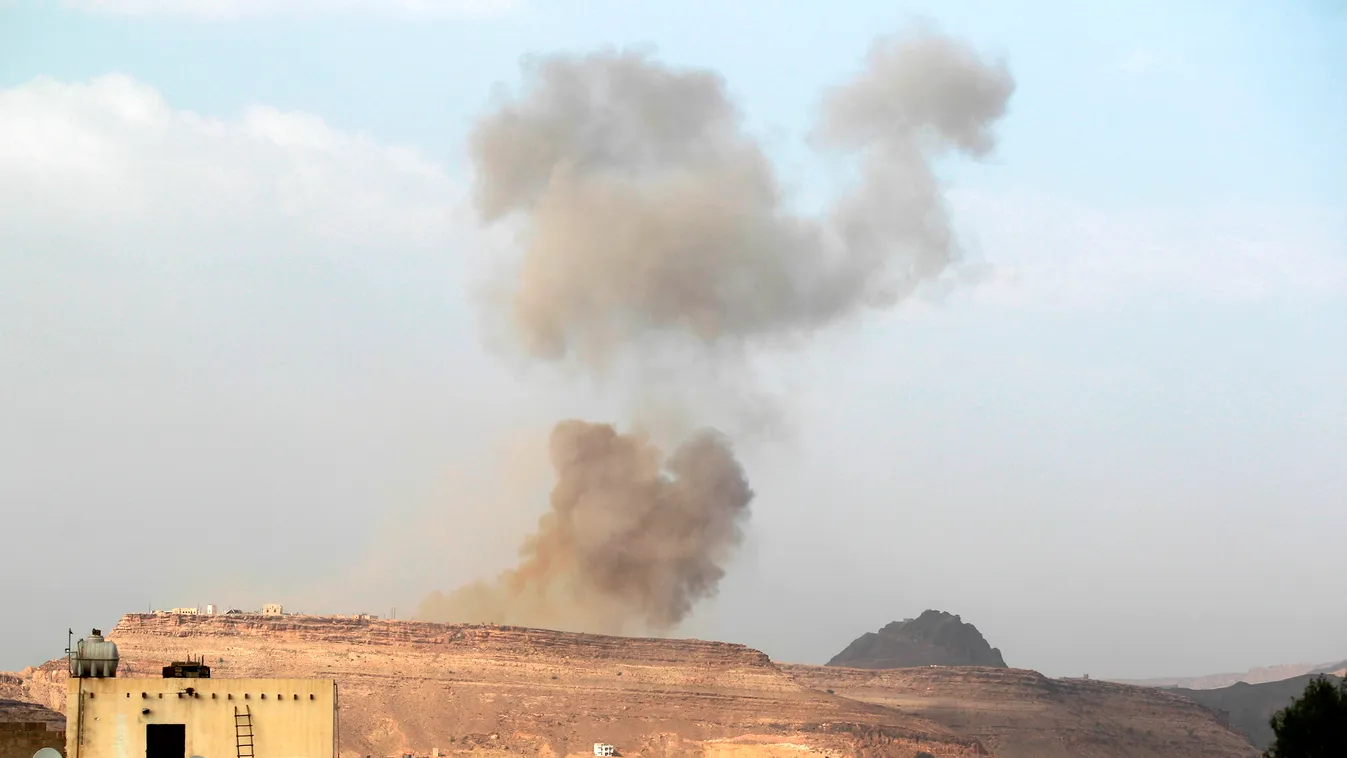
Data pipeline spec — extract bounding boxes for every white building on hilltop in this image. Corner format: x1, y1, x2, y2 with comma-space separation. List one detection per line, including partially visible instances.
593, 744, 615, 757
262, 603, 284, 616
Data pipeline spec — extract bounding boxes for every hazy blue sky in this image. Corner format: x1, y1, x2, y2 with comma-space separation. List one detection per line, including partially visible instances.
1, 0, 1344, 678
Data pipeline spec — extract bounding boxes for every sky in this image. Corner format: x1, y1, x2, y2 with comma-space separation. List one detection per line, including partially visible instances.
1, 0, 1345, 679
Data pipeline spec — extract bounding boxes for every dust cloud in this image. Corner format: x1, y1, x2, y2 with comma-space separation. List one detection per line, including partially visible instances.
419, 28, 1014, 633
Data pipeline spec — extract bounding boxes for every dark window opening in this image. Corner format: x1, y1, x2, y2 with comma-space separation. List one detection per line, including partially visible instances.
146, 723, 186, 758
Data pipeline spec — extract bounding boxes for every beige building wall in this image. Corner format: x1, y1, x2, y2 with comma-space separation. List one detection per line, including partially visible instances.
66, 679, 334, 758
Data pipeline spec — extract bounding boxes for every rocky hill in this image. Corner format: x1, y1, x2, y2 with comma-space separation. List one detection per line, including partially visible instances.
0, 613, 1260, 758
827, 611, 1007, 669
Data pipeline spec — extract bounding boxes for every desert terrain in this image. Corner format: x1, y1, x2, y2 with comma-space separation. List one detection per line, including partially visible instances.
0, 613, 1261, 758
786, 665, 1259, 758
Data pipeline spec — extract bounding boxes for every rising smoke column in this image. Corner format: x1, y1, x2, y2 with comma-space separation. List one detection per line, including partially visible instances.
420, 28, 1014, 632
420, 421, 752, 633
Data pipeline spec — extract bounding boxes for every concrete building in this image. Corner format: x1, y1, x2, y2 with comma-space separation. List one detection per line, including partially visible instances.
204, 605, 217, 616
169, 608, 198, 616
261, 604, 284, 617
66, 677, 336, 758
593, 743, 615, 756
62, 626, 334, 758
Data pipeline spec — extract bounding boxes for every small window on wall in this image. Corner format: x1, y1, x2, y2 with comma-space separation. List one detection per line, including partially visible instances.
146, 724, 185, 758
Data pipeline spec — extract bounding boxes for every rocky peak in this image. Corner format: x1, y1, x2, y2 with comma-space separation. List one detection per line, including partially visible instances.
826, 609, 1007, 669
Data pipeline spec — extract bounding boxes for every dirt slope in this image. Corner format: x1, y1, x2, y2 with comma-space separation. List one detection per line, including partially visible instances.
785, 664, 1259, 758
0, 692, 63, 728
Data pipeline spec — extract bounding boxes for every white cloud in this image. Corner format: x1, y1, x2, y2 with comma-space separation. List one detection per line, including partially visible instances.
944, 188, 1347, 310
0, 74, 549, 667
0, 74, 462, 249
61, 0, 518, 19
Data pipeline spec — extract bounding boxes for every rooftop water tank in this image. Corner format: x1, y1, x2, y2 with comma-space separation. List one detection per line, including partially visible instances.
71, 629, 119, 678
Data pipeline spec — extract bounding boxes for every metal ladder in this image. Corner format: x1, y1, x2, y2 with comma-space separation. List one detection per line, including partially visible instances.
234, 705, 255, 758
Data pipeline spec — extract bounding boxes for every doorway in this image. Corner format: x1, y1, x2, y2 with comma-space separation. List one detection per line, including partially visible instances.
146, 724, 186, 758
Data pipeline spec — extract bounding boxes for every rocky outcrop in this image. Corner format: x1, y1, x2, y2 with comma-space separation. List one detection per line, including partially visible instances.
0, 667, 65, 717
827, 611, 1007, 669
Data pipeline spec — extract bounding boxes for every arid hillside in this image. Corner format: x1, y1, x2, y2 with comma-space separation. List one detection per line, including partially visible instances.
25, 614, 985, 758
785, 665, 1259, 758
1171, 673, 1345, 750
0, 688, 62, 728
3, 614, 1258, 758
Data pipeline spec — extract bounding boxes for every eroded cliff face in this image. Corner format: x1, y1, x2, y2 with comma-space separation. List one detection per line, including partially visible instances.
0, 664, 67, 716
21, 614, 986, 758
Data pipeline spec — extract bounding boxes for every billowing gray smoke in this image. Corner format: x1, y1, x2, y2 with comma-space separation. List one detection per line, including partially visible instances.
420, 420, 752, 633
471, 31, 1013, 366
420, 28, 1013, 633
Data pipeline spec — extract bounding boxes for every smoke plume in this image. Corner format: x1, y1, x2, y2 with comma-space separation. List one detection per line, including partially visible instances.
470, 31, 1012, 369
419, 420, 752, 632
420, 27, 1013, 632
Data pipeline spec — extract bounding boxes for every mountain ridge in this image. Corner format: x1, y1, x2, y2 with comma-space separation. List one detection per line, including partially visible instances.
1108, 659, 1347, 690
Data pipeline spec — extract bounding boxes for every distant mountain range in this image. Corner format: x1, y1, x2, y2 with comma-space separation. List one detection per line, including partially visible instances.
826, 610, 1007, 669
1108, 659, 1347, 690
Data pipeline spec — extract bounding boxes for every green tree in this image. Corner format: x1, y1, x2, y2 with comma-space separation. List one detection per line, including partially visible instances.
1264, 676, 1347, 758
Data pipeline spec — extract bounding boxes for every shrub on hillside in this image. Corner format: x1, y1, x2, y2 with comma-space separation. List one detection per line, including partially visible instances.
1264, 675, 1347, 758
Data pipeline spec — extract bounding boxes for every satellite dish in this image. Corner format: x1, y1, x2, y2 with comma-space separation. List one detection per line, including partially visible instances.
34, 747, 63, 758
